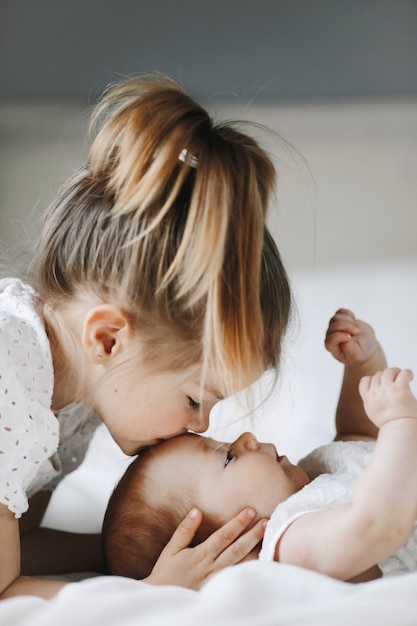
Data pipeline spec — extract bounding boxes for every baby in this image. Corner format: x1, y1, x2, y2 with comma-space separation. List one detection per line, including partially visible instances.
102, 309, 417, 583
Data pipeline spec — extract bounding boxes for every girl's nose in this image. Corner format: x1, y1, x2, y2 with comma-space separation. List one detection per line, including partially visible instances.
234, 432, 260, 452
187, 407, 210, 434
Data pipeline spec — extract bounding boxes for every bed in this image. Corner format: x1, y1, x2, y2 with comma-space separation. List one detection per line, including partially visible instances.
1, 95, 416, 623
2, 260, 417, 625
3, 563, 417, 626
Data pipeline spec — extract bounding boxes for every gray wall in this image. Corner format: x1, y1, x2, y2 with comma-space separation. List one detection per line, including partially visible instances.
1, 98, 416, 273
1, 1, 417, 103
1, 1, 416, 272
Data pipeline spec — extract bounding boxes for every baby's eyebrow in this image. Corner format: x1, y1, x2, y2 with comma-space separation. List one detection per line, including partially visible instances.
201, 437, 227, 454
198, 438, 229, 472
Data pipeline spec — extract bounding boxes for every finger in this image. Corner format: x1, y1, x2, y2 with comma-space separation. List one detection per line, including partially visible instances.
326, 316, 358, 337
369, 370, 383, 388
325, 330, 352, 346
214, 518, 267, 568
334, 308, 355, 317
324, 331, 353, 359
382, 367, 413, 386
162, 508, 203, 555
359, 375, 371, 398
201, 508, 257, 557
328, 308, 355, 326
395, 368, 414, 386
381, 367, 401, 384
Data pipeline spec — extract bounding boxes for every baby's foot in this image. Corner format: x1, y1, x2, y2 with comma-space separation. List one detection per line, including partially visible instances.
359, 368, 417, 429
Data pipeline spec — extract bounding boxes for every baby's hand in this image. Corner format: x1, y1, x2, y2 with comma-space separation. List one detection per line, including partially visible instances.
359, 368, 417, 429
325, 309, 379, 367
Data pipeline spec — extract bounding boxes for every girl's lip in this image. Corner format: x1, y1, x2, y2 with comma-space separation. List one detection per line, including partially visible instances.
135, 438, 164, 453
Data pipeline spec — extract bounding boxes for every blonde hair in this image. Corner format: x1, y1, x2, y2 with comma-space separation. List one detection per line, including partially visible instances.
32, 74, 291, 395
102, 437, 218, 579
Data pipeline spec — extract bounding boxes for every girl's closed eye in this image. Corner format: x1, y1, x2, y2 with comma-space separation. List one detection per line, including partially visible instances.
225, 448, 235, 467
188, 396, 201, 410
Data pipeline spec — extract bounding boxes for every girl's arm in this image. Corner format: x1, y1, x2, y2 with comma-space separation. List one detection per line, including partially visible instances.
0, 498, 68, 600
22, 494, 265, 587
0, 504, 20, 594
0, 504, 67, 600
4, 500, 265, 598
325, 309, 387, 441
276, 368, 417, 581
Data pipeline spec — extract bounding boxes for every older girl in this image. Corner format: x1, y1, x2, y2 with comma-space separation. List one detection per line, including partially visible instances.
0, 74, 291, 599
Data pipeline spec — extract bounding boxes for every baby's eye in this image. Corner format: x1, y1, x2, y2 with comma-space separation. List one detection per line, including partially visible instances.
188, 396, 201, 410
225, 448, 235, 466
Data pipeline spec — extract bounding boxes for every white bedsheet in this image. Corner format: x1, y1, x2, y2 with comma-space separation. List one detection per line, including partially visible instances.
2, 563, 417, 626
1, 260, 416, 624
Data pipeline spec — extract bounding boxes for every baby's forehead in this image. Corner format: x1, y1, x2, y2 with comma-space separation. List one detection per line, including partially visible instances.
163, 433, 224, 457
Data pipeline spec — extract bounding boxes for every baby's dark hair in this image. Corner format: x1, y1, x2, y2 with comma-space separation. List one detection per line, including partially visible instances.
102, 435, 218, 580
31, 74, 291, 396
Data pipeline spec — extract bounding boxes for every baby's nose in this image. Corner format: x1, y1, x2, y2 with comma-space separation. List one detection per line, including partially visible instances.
235, 432, 260, 451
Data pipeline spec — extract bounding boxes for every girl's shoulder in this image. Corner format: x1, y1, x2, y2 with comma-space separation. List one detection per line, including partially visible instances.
0, 277, 42, 329
0, 276, 36, 296
0, 278, 38, 316
0, 277, 52, 403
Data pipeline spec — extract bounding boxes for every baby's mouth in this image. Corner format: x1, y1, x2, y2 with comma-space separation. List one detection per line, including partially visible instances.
275, 449, 284, 463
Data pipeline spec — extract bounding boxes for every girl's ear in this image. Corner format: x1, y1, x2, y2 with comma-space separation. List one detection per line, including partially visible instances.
82, 305, 132, 364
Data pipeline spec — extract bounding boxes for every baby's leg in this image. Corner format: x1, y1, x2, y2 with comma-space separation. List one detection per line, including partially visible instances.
359, 368, 417, 429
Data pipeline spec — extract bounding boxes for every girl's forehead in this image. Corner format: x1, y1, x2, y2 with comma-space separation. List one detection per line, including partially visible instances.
175, 366, 225, 399
190, 377, 225, 401
203, 384, 224, 400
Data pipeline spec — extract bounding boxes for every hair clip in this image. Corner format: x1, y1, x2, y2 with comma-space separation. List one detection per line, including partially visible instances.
178, 149, 198, 169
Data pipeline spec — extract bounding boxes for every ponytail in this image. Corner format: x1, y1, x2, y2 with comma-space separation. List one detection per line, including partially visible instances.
34, 74, 289, 396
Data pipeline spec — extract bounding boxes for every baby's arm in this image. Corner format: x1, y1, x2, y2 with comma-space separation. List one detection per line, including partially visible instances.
277, 368, 417, 581
325, 309, 387, 440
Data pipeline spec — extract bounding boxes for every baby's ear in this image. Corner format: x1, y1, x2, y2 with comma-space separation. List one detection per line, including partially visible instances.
82, 304, 131, 363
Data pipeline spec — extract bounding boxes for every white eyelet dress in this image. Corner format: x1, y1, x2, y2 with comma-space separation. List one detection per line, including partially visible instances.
0, 278, 100, 518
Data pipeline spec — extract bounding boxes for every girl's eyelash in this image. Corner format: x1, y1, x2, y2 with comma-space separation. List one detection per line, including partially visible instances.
225, 448, 235, 466
188, 396, 201, 410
